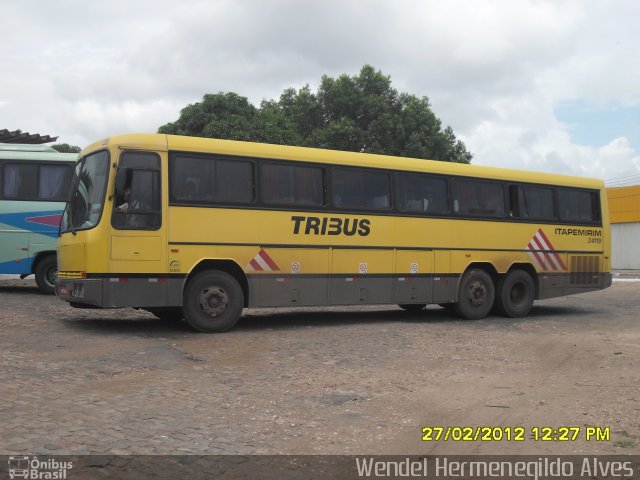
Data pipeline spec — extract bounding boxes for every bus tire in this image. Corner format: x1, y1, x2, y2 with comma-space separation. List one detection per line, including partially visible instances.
147, 307, 184, 322
35, 255, 57, 295
494, 270, 535, 318
453, 269, 495, 320
398, 304, 426, 313
183, 271, 244, 333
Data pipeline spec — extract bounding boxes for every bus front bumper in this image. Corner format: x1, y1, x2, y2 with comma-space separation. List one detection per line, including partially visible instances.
56, 278, 104, 307
56, 276, 185, 308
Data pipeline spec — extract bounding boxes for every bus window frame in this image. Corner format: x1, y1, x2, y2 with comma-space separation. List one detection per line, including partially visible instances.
329, 165, 393, 212
259, 160, 327, 208
168, 151, 257, 207
111, 151, 163, 231
393, 171, 451, 216
164, 150, 603, 228
451, 177, 508, 219
557, 187, 602, 224
0, 160, 74, 202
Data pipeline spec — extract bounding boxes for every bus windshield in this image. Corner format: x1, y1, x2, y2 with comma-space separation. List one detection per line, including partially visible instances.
60, 150, 109, 233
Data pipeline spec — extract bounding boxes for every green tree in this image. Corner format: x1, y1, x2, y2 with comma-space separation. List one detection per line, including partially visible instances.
159, 65, 472, 163
52, 143, 81, 153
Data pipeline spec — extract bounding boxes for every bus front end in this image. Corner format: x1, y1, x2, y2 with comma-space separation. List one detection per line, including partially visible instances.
56, 134, 170, 309
57, 147, 111, 307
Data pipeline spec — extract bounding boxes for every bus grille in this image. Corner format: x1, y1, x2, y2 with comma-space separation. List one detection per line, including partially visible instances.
568, 256, 600, 285
57, 271, 85, 279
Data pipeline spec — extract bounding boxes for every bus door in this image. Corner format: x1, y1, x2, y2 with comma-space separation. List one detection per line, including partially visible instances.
109, 151, 166, 306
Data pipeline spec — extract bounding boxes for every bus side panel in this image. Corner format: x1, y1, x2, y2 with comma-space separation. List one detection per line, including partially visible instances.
393, 250, 434, 304
0, 205, 61, 274
0, 228, 29, 273
432, 250, 457, 303
257, 248, 329, 307
329, 249, 393, 305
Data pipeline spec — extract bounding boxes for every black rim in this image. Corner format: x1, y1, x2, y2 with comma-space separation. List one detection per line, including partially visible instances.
45, 266, 57, 288
467, 280, 488, 307
197, 286, 229, 317
510, 281, 526, 306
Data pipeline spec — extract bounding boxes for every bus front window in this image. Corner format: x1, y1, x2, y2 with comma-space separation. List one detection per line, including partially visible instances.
61, 150, 109, 233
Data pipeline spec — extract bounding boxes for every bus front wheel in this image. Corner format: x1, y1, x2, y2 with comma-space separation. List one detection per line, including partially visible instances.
183, 271, 244, 333
35, 255, 57, 295
494, 270, 535, 318
453, 269, 495, 320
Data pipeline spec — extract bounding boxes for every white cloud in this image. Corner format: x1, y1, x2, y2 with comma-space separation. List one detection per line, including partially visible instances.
0, 0, 639, 182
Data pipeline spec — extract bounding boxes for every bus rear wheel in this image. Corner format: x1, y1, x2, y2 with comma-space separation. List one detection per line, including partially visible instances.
35, 255, 57, 295
494, 270, 535, 318
453, 269, 495, 320
183, 271, 244, 333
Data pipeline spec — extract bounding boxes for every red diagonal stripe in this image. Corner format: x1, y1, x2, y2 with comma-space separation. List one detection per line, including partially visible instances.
533, 235, 559, 271
553, 253, 567, 271
531, 236, 555, 270
543, 253, 559, 271
258, 249, 279, 271
537, 228, 554, 249
527, 242, 547, 270
537, 228, 567, 270
249, 259, 262, 271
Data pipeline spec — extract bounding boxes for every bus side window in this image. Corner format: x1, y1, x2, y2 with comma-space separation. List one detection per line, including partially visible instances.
3, 164, 38, 199
111, 152, 161, 230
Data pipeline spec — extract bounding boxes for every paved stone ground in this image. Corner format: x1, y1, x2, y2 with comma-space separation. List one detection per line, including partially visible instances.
1, 278, 639, 456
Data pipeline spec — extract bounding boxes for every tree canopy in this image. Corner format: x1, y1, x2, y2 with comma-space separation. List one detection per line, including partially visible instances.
52, 143, 81, 153
159, 65, 472, 163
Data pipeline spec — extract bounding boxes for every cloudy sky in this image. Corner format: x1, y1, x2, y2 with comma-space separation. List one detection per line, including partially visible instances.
2, 0, 639, 184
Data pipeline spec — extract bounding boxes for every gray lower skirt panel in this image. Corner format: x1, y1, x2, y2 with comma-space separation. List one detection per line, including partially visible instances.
248, 274, 459, 308
57, 271, 612, 310
537, 272, 612, 300
56, 277, 184, 308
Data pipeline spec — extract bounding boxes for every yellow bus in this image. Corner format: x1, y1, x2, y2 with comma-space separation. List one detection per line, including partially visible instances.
56, 134, 611, 332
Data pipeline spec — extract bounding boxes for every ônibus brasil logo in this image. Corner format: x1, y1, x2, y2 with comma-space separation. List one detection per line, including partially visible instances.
8, 456, 73, 479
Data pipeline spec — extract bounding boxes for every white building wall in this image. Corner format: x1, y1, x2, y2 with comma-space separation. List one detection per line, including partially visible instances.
611, 222, 640, 269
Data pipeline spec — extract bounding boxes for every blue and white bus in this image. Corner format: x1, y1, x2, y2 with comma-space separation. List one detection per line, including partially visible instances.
0, 143, 76, 293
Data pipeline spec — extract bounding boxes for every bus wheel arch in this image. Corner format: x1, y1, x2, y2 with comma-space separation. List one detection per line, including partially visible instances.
33, 252, 57, 294
494, 267, 536, 318
453, 263, 497, 320
187, 260, 249, 307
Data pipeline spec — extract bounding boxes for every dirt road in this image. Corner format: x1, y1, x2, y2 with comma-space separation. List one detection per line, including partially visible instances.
1, 279, 638, 455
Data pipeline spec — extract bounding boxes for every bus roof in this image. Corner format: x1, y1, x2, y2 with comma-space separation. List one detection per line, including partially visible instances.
0, 143, 57, 152
0, 143, 77, 162
85, 133, 604, 190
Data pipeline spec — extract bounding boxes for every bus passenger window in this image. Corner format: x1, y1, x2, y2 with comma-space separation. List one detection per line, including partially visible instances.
39, 165, 72, 200
170, 154, 253, 204
261, 163, 323, 207
509, 185, 555, 221
395, 173, 448, 214
331, 168, 390, 211
3, 164, 38, 199
558, 189, 599, 223
453, 179, 505, 217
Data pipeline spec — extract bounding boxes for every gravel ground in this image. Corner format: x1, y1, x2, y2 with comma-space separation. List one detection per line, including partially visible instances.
1, 277, 638, 455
